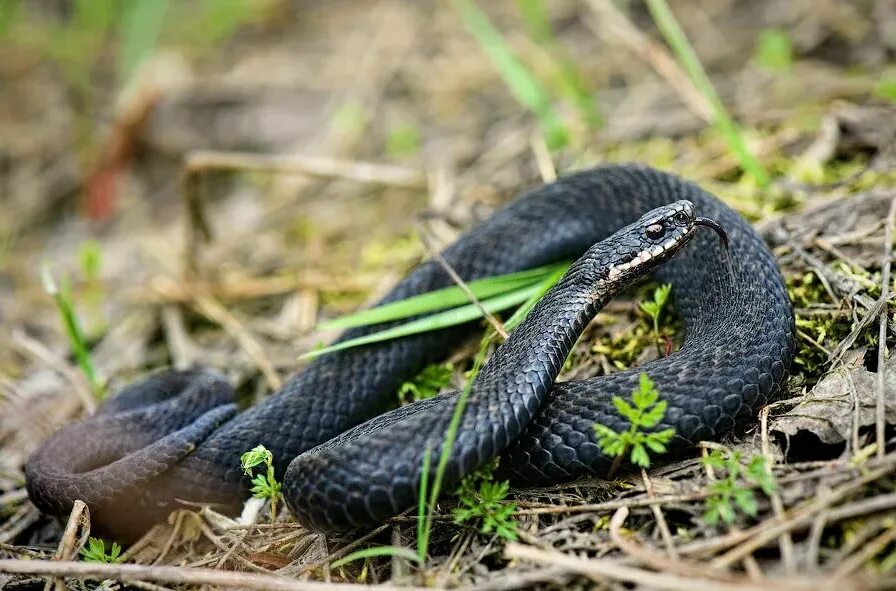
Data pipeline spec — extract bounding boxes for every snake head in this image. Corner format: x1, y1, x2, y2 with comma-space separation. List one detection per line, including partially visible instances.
591, 199, 725, 286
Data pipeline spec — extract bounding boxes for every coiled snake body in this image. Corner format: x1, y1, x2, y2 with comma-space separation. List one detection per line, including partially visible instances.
26, 164, 794, 540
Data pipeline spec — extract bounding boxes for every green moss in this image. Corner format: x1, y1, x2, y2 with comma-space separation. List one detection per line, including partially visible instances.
590, 282, 683, 371
786, 270, 883, 379
398, 362, 454, 404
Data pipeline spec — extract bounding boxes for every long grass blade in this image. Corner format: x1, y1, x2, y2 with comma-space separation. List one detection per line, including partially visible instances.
503, 262, 569, 332
517, 0, 602, 129
330, 546, 420, 568
456, 0, 568, 150
419, 262, 569, 554
302, 283, 544, 360
318, 263, 567, 331
421, 334, 490, 558
645, 0, 770, 187
40, 265, 103, 398
118, 0, 170, 82
416, 447, 432, 562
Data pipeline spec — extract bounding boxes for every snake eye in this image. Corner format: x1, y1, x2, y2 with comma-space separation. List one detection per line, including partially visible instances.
645, 223, 665, 240
673, 211, 688, 224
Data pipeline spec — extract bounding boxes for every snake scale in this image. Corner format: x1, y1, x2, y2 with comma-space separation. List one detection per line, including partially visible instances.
26, 164, 795, 541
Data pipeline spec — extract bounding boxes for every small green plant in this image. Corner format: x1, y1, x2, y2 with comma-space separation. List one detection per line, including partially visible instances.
876, 76, 896, 103
40, 265, 104, 399
593, 373, 675, 469
240, 445, 283, 520
79, 537, 123, 563
453, 462, 518, 541
78, 240, 103, 284
386, 122, 421, 158
753, 28, 793, 73
702, 450, 776, 526
398, 363, 454, 404
638, 283, 672, 352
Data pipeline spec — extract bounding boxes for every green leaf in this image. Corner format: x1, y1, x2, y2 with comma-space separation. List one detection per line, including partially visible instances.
704, 505, 720, 526
240, 445, 273, 474
746, 455, 777, 495
80, 538, 123, 564
718, 500, 736, 524
387, 122, 421, 158
399, 363, 454, 403
612, 396, 637, 422
416, 446, 431, 561
41, 265, 104, 399
639, 400, 668, 428
734, 488, 758, 517
593, 423, 619, 444
638, 301, 659, 317
331, 546, 421, 568
652, 428, 676, 444
502, 263, 570, 333
702, 451, 726, 470
644, 436, 668, 454
630, 443, 650, 467
632, 373, 659, 409
653, 284, 671, 307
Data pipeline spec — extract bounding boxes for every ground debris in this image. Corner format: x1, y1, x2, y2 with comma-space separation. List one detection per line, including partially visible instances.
771, 349, 896, 445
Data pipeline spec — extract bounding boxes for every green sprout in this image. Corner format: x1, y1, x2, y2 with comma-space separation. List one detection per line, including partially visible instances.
593, 373, 675, 469
638, 283, 672, 353
398, 363, 454, 404
453, 462, 518, 541
240, 445, 283, 521
875, 76, 896, 103
79, 537, 123, 564
753, 28, 793, 73
41, 264, 104, 399
386, 122, 421, 159
702, 450, 776, 526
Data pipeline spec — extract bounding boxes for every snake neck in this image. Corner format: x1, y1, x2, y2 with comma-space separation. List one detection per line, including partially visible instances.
474, 274, 605, 394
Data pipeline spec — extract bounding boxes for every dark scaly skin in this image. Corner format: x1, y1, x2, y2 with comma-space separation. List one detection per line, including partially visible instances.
286, 200, 708, 530
25, 165, 795, 540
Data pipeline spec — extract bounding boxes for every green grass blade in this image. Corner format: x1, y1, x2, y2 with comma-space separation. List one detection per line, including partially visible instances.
456, 0, 568, 150
503, 262, 569, 332
421, 334, 490, 558
302, 284, 544, 360
517, 0, 602, 129
330, 546, 420, 568
40, 265, 104, 398
318, 263, 567, 331
645, 0, 770, 187
119, 0, 170, 82
416, 446, 432, 562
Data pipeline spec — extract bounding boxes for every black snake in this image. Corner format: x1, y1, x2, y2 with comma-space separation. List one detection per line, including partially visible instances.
26, 164, 795, 541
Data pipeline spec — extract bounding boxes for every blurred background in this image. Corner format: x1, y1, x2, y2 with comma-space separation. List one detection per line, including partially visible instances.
1, 0, 896, 547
